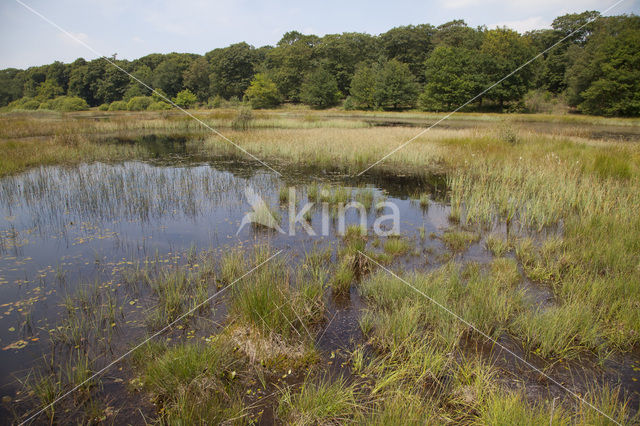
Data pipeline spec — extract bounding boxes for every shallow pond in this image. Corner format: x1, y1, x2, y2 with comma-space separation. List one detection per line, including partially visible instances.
0, 156, 450, 395
0, 147, 638, 422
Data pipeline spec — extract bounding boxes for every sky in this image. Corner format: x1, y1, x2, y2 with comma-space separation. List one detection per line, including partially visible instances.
0, 0, 638, 69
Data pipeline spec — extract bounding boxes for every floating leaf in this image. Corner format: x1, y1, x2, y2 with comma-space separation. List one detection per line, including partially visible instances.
3, 340, 28, 350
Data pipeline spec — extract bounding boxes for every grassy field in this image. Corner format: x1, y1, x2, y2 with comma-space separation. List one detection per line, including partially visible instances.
3, 108, 640, 424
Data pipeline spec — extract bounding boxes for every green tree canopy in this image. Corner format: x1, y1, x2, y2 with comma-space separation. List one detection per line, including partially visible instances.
379, 24, 436, 82
313, 33, 379, 95
153, 59, 184, 98
567, 16, 640, 116
265, 32, 319, 101
419, 46, 484, 111
35, 79, 64, 100
374, 59, 418, 110
0, 11, 638, 117
207, 43, 259, 99
183, 57, 211, 101
349, 64, 377, 109
480, 28, 536, 106
433, 20, 484, 50
350, 60, 418, 110
300, 68, 341, 109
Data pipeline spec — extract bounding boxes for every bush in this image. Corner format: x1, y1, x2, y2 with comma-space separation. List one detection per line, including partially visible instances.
148, 101, 171, 111
52, 96, 89, 111
127, 96, 153, 111
417, 91, 443, 112
98, 103, 110, 111
231, 106, 254, 130
522, 90, 567, 114
173, 89, 197, 108
34, 96, 88, 112
151, 88, 169, 103
244, 74, 281, 109
22, 100, 41, 110
108, 100, 128, 111
37, 100, 53, 110
6, 97, 40, 110
497, 120, 520, 145
208, 95, 223, 109
342, 96, 356, 111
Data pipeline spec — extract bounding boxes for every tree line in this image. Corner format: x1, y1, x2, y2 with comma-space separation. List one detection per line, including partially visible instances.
0, 11, 638, 116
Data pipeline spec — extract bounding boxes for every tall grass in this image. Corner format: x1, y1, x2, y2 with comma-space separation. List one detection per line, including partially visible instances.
134, 337, 246, 423
383, 236, 411, 257
229, 246, 324, 340
277, 375, 360, 425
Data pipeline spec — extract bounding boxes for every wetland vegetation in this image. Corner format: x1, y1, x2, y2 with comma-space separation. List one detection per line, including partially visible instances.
0, 108, 639, 424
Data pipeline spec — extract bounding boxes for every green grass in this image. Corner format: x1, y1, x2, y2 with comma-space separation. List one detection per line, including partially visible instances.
441, 229, 480, 252
331, 260, 355, 296
279, 185, 290, 203
229, 246, 324, 340
277, 375, 359, 425
592, 153, 632, 180
419, 192, 430, 208
0, 137, 151, 177
307, 181, 319, 202
354, 186, 375, 209
134, 337, 246, 424
359, 262, 523, 348
220, 247, 247, 284
23, 370, 63, 423
382, 236, 412, 257
146, 267, 210, 329
363, 301, 424, 351
511, 300, 603, 359
330, 185, 351, 205
362, 390, 440, 424
477, 390, 567, 425
485, 233, 510, 257
490, 257, 521, 288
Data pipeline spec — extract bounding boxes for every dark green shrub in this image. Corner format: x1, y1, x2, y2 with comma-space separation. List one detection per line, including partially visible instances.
173, 89, 197, 108
108, 100, 128, 111
208, 95, 223, 109
244, 74, 281, 109
300, 68, 341, 109
148, 101, 171, 111
51, 96, 89, 111
7, 97, 40, 110
127, 96, 153, 111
